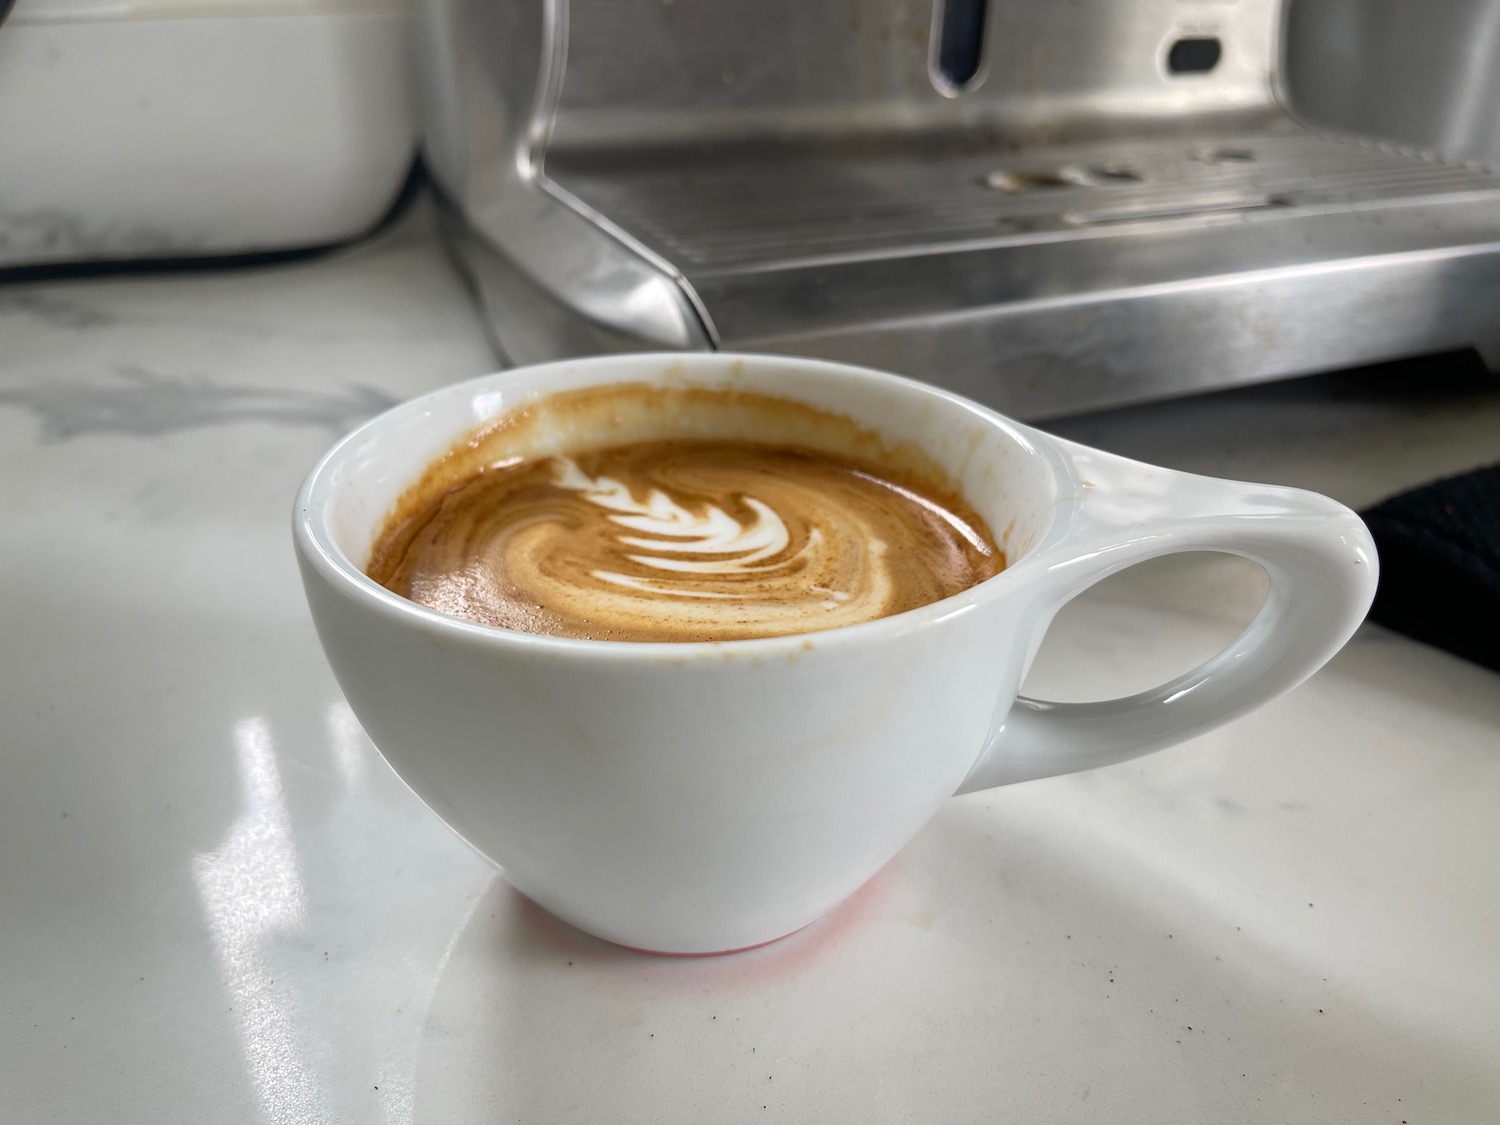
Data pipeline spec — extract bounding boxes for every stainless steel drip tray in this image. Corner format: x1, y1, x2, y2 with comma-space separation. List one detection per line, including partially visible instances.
553, 122, 1500, 271
548, 119, 1500, 415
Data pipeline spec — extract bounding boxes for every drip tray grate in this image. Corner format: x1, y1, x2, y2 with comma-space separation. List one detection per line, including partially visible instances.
553, 124, 1500, 274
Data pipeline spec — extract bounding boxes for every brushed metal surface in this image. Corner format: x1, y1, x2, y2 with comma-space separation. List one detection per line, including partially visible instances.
557, 129, 1500, 272
420, 0, 1500, 416
545, 0, 1276, 150
412, 0, 713, 354
1284, 0, 1500, 166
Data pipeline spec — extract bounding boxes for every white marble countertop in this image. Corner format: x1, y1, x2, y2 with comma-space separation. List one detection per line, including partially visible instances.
3, 208, 1498, 1124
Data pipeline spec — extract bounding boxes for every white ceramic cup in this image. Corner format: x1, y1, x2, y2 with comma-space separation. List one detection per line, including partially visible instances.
295, 353, 1378, 954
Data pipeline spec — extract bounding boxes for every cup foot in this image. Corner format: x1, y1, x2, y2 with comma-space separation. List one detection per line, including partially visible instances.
610, 923, 812, 958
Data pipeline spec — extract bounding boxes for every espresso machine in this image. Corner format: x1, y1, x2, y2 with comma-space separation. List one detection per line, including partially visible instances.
415, 0, 1500, 417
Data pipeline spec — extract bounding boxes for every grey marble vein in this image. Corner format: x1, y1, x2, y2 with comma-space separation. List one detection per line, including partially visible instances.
0, 291, 117, 330
0, 206, 196, 264
0, 365, 401, 441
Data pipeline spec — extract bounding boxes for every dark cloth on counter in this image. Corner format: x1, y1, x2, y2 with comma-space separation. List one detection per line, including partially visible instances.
1361, 463, 1500, 673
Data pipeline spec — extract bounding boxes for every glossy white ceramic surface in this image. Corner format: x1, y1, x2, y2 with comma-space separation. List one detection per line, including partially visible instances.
296, 354, 1376, 954
3, 207, 1497, 1122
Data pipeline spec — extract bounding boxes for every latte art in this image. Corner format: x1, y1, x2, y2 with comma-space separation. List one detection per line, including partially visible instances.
368, 438, 1003, 643
551, 457, 835, 600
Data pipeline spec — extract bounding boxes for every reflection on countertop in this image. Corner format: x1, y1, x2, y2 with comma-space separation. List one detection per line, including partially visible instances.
1, 205, 1497, 1124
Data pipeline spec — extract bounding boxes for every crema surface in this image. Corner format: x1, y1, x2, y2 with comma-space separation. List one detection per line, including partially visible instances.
367, 439, 1003, 642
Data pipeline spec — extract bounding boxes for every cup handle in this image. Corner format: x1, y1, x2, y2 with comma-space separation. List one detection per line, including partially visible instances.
957, 439, 1379, 793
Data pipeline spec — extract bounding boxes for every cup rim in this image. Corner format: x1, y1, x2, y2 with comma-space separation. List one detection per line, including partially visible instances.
294, 352, 1083, 661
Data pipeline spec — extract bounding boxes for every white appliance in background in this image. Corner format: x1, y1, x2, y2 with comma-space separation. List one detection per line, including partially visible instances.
0, 0, 414, 267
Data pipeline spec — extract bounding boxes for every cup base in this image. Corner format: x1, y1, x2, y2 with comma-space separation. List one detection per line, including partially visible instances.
611, 923, 812, 959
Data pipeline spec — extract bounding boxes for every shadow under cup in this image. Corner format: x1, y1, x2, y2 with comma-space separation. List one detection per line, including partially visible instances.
298, 354, 1061, 954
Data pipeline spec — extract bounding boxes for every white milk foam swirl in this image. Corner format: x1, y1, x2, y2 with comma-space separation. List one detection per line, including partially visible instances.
551, 456, 851, 604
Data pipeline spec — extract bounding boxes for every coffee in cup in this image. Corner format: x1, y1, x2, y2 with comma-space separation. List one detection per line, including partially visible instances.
365, 383, 1005, 642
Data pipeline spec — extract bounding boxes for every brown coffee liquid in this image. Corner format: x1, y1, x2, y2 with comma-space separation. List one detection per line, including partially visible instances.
368, 438, 1004, 643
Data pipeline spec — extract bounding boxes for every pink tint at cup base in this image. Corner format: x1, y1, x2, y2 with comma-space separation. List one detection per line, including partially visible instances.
613, 924, 814, 959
